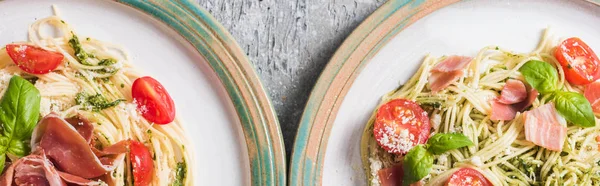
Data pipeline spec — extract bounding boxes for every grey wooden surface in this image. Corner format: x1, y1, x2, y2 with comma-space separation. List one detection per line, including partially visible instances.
197, 0, 386, 161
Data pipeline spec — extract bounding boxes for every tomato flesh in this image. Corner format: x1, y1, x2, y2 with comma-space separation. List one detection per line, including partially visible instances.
446, 168, 492, 186
129, 140, 154, 186
132, 76, 176, 124
554, 37, 600, 85
6, 44, 64, 74
373, 99, 431, 154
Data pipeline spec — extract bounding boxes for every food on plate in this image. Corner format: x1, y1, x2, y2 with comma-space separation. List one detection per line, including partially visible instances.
361, 29, 600, 185
0, 10, 193, 185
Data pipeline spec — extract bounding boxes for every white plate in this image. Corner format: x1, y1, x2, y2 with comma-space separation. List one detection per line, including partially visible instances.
0, 0, 285, 185
328, 0, 600, 185
290, 0, 600, 185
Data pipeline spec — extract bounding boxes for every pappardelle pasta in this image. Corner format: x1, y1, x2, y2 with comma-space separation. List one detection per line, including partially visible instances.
0, 8, 193, 186
362, 29, 600, 186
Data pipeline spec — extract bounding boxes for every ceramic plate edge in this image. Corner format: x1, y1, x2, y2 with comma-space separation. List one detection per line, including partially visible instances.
116, 1, 286, 185
289, 0, 600, 186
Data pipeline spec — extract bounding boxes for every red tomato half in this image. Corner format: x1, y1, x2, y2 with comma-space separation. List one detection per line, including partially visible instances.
584, 81, 600, 114
373, 99, 431, 154
6, 44, 64, 74
129, 140, 154, 186
446, 168, 492, 186
132, 76, 176, 124
554, 37, 600, 85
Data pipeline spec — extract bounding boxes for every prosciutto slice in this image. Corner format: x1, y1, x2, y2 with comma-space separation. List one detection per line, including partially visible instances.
429, 56, 473, 93
498, 79, 528, 104
0, 150, 107, 186
490, 80, 539, 121
377, 163, 404, 186
30, 113, 127, 179
523, 103, 567, 151
584, 81, 600, 113
0, 151, 65, 186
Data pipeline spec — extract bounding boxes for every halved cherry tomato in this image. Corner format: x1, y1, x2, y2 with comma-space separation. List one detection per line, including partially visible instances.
446, 168, 492, 186
377, 163, 404, 186
130, 140, 154, 186
373, 99, 431, 154
584, 81, 600, 114
132, 76, 175, 124
6, 44, 64, 74
554, 37, 600, 85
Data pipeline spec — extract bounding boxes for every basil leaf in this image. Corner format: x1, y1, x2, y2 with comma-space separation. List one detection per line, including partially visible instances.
551, 91, 596, 127
402, 145, 433, 186
519, 60, 558, 93
0, 155, 5, 173
0, 76, 41, 157
426, 133, 474, 155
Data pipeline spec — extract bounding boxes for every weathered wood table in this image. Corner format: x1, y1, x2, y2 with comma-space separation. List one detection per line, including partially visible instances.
197, 0, 386, 160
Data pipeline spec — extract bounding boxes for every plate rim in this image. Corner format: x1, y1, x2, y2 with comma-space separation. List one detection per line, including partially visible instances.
116, 1, 286, 185
289, 0, 600, 185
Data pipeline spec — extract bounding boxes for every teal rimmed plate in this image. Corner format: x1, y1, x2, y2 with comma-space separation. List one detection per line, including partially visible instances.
290, 0, 600, 185
0, 0, 285, 185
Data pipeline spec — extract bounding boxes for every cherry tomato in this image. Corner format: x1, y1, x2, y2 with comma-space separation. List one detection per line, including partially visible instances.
130, 140, 154, 186
373, 99, 431, 154
584, 81, 600, 114
5, 44, 64, 74
554, 37, 600, 85
446, 168, 492, 186
132, 76, 175, 124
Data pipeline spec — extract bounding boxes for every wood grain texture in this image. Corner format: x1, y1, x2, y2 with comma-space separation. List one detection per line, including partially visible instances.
196, 0, 386, 160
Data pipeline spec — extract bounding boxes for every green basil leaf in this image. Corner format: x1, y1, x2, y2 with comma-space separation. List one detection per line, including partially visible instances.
8, 140, 28, 157
0, 76, 41, 157
552, 91, 596, 127
402, 145, 433, 186
0, 155, 5, 173
519, 60, 558, 93
426, 133, 474, 155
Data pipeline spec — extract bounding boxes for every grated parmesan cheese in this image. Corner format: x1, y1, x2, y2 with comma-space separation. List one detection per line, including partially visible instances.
470, 156, 484, 167
438, 154, 448, 164
122, 100, 141, 122
0, 69, 13, 93
431, 113, 442, 130
369, 158, 382, 186
376, 126, 415, 154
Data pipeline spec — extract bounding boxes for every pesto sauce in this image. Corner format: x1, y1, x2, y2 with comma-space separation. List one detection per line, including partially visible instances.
173, 162, 187, 186
75, 92, 125, 112
68, 34, 120, 76
69, 34, 96, 66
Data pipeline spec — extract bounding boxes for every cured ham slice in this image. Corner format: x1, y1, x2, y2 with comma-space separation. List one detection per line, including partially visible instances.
0, 150, 107, 186
498, 79, 528, 104
523, 103, 567, 151
30, 113, 128, 179
429, 56, 473, 93
490, 80, 538, 121
431, 55, 473, 72
65, 115, 94, 143
377, 163, 404, 186
490, 100, 518, 121
0, 151, 65, 186
584, 81, 600, 113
